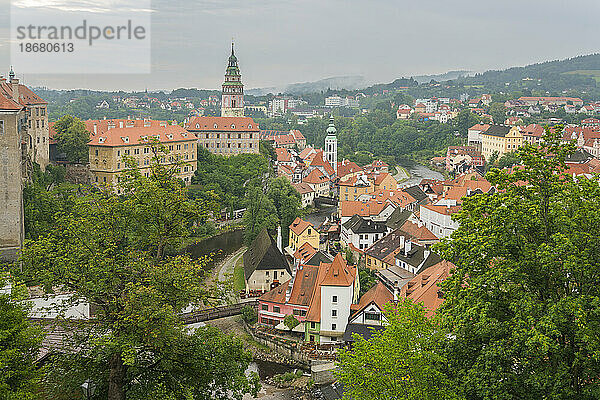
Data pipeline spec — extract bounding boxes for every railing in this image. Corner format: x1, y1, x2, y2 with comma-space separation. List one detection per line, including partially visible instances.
181, 300, 258, 324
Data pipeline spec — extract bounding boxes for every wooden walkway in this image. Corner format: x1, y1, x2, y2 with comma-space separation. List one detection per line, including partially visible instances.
181, 300, 258, 325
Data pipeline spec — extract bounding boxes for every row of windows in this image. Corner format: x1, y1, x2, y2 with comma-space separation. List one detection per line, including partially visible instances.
261, 304, 281, 313
204, 142, 253, 149
27, 107, 46, 117
28, 119, 46, 129
204, 133, 253, 139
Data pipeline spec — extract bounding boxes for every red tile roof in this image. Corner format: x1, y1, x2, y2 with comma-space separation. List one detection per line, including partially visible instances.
399, 260, 454, 317
303, 169, 329, 184
0, 80, 47, 106
289, 217, 314, 236
337, 159, 361, 178
400, 220, 438, 243
309, 150, 335, 176
293, 242, 318, 263
88, 124, 194, 147
351, 281, 393, 318
185, 116, 259, 132
292, 182, 314, 195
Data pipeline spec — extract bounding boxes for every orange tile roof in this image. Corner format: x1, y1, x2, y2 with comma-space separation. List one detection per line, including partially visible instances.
340, 200, 388, 218
288, 265, 319, 306
185, 116, 259, 132
363, 189, 417, 208
289, 217, 314, 236
351, 282, 393, 318
309, 150, 335, 176
400, 220, 438, 243
337, 159, 361, 178
321, 253, 355, 287
292, 182, 314, 195
275, 147, 292, 162
0, 80, 47, 106
303, 168, 329, 184
260, 280, 290, 303
305, 254, 357, 322
293, 242, 318, 262
421, 204, 462, 216
399, 260, 454, 317
0, 89, 23, 111
88, 124, 194, 147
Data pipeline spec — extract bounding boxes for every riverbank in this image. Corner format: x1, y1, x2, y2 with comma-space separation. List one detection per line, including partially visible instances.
392, 165, 410, 183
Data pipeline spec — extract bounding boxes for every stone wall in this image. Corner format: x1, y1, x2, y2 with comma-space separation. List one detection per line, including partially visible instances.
0, 111, 24, 262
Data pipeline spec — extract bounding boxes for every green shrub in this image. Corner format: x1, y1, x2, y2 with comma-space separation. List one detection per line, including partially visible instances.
241, 305, 257, 325
283, 314, 300, 330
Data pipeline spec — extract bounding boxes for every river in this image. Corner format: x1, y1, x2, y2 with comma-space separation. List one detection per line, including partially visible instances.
398, 162, 444, 187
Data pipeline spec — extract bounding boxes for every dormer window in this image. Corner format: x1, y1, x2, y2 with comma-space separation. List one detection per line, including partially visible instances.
214, 123, 218, 129
121, 136, 129, 143
231, 124, 235, 129
248, 124, 252, 129
196, 124, 200, 129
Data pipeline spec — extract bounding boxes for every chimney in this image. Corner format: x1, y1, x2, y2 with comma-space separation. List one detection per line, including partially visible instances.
393, 287, 398, 301
119, 121, 123, 128
405, 239, 412, 256
399, 235, 405, 249
276, 226, 283, 252
9, 74, 20, 102
93, 123, 97, 135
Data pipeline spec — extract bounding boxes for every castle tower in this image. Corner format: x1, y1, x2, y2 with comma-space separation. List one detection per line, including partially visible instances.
324, 116, 338, 174
221, 42, 244, 117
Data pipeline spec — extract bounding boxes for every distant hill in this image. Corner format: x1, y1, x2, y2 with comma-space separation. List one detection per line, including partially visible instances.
247, 75, 367, 96
412, 70, 471, 84
453, 54, 600, 92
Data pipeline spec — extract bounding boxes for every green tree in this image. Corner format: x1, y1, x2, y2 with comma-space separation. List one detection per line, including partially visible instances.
453, 109, 479, 135
358, 266, 377, 297
242, 186, 278, 245
437, 127, 600, 399
19, 145, 258, 400
259, 140, 276, 161
22, 164, 77, 240
489, 102, 506, 124
266, 177, 302, 246
336, 300, 462, 400
283, 314, 300, 330
0, 277, 43, 400
496, 151, 521, 169
53, 115, 91, 163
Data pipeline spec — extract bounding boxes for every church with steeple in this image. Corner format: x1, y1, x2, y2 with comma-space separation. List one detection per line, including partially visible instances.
221, 42, 245, 117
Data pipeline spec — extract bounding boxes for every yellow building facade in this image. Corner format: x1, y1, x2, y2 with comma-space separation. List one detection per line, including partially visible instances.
481, 125, 524, 160
85, 120, 197, 188
288, 218, 320, 254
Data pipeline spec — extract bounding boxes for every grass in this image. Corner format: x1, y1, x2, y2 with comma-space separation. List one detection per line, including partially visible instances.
233, 256, 246, 292
563, 70, 600, 83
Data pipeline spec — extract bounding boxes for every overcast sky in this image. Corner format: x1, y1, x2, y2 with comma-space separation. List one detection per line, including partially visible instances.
1, 0, 599, 92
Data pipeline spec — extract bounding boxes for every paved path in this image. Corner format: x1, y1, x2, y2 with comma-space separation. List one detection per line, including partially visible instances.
218, 246, 246, 282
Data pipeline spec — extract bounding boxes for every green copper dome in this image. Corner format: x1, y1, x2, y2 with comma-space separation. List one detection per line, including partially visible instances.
326, 116, 337, 135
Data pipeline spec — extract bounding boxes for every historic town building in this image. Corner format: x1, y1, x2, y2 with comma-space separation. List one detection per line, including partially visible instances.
186, 116, 259, 156
221, 43, 245, 117
78, 119, 197, 188
324, 117, 338, 174
0, 68, 49, 261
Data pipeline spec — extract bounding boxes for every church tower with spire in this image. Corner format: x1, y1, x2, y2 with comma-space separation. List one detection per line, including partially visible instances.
221, 42, 245, 117
324, 116, 338, 174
